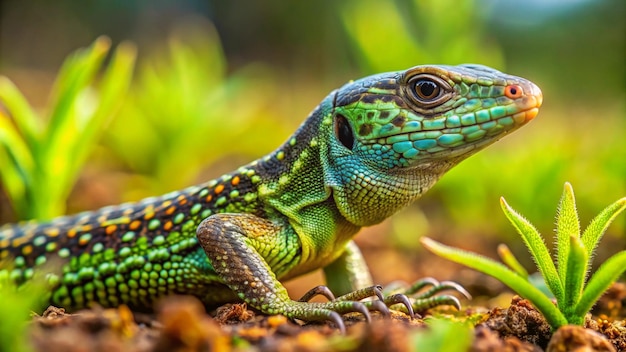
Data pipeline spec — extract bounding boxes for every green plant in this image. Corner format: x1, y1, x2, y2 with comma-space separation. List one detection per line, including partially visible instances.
0, 37, 136, 220
410, 318, 473, 352
340, 0, 503, 73
104, 23, 286, 199
422, 182, 626, 329
0, 264, 48, 352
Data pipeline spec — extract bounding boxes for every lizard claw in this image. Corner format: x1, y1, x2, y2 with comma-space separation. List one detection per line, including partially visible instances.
350, 302, 373, 323
286, 300, 372, 334
332, 285, 392, 319
438, 281, 472, 300
383, 293, 415, 318
298, 285, 337, 302
379, 277, 470, 315
367, 300, 391, 318
327, 311, 346, 334
405, 278, 471, 300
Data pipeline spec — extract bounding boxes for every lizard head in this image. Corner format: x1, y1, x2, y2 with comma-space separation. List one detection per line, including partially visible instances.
323, 64, 543, 226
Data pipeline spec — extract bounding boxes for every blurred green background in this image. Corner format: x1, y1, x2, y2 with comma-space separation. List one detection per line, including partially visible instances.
0, 0, 624, 294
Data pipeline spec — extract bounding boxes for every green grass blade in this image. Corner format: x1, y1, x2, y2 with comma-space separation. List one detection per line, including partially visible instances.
42, 37, 110, 172
575, 250, 626, 319
561, 235, 587, 321
34, 37, 113, 219
497, 244, 529, 279
45, 37, 110, 141
555, 182, 580, 286
581, 197, 626, 258
0, 116, 35, 218
64, 41, 136, 191
500, 197, 564, 302
0, 77, 41, 151
421, 237, 568, 329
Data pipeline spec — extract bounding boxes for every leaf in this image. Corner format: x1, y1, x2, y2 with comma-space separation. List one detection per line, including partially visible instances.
500, 197, 564, 302
561, 235, 587, 319
0, 77, 41, 150
43, 37, 108, 158
575, 250, 626, 320
497, 244, 529, 279
65, 41, 137, 190
581, 197, 626, 258
0, 115, 35, 217
555, 182, 580, 286
32, 37, 113, 219
45, 37, 111, 143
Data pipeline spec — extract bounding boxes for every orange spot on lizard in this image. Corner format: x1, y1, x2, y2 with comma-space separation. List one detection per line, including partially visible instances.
105, 225, 117, 235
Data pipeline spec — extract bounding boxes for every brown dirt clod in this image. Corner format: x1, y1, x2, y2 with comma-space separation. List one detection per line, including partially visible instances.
471, 325, 542, 352
482, 295, 552, 348
546, 325, 616, 352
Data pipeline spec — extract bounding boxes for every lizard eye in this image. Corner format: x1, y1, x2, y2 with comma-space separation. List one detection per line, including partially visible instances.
405, 73, 452, 108
413, 79, 441, 101
334, 114, 355, 150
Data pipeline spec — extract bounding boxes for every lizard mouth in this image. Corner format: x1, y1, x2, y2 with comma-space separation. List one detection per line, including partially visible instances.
412, 93, 542, 164
515, 80, 543, 122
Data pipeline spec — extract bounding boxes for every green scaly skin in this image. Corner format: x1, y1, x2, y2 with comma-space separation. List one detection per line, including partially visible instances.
0, 64, 542, 330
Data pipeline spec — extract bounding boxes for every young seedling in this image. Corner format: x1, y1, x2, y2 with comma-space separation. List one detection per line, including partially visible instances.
0, 37, 136, 221
422, 182, 626, 329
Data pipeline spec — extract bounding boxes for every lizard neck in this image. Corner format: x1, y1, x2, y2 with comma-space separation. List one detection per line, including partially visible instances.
252, 93, 362, 260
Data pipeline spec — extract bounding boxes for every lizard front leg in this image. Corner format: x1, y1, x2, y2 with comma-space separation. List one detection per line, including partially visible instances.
196, 213, 385, 332
323, 240, 373, 296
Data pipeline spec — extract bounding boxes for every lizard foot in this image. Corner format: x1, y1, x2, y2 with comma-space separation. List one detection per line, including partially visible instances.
295, 284, 412, 332
382, 277, 471, 315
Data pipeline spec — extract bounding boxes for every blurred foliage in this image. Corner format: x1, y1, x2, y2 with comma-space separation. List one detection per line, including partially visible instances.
103, 22, 288, 200
0, 263, 47, 352
0, 38, 135, 220
410, 318, 473, 351
340, 0, 503, 72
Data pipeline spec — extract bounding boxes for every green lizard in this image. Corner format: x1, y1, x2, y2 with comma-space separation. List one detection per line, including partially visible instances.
0, 64, 542, 332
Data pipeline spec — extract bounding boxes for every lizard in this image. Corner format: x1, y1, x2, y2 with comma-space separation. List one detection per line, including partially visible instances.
0, 64, 542, 332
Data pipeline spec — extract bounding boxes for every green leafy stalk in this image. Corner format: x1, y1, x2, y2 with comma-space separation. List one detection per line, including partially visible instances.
500, 197, 564, 302
555, 182, 580, 289
497, 244, 529, 279
424, 183, 626, 330
561, 235, 587, 323
0, 37, 136, 220
0, 108, 36, 217
581, 198, 626, 257
0, 77, 41, 148
58, 41, 137, 204
575, 250, 626, 318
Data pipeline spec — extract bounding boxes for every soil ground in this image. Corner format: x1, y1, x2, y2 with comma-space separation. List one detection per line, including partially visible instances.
24, 287, 626, 352
20, 232, 626, 352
